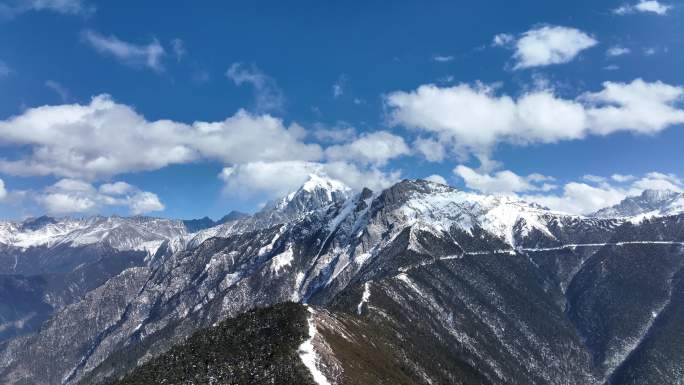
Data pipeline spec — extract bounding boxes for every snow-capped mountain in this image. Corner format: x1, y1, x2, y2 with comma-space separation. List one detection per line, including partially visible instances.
1, 177, 684, 385
0, 215, 188, 254
187, 173, 352, 248
592, 189, 684, 219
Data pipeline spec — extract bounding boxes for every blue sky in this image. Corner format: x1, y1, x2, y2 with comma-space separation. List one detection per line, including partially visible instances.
0, 0, 683, 219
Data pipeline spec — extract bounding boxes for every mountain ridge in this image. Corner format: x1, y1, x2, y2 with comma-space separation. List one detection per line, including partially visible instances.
1, 177, 684, 385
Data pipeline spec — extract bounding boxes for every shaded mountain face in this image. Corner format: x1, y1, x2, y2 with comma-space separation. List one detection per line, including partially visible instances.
0, 216, 188, 342
1, 177, 684, 385
592, 189, 684, 219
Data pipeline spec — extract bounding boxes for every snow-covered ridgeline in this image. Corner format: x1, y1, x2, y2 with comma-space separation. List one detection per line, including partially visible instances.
0, 216, 189, 254
397, 186, 561, 247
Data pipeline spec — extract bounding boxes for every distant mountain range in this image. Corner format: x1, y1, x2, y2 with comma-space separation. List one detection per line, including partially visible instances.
592, 189, 684, 219
1, 175, 683, 385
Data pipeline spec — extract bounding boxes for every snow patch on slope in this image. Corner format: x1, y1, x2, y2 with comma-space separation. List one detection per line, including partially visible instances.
357, 282, 371, 315
271, 247, 294, 274
298, 307, 332, 385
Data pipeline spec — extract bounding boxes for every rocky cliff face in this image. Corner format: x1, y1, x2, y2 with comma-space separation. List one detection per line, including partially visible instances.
1, 177, 683, 385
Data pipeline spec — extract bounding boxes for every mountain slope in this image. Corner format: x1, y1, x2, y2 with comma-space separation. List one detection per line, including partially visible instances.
1, 178, 684, 385
108, 302, 315, 385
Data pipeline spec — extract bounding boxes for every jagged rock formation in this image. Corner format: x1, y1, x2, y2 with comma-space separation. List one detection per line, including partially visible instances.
1, 176, 683, 385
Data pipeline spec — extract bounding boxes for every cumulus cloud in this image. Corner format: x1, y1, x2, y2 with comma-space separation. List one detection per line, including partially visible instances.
495, 26, 597, 69
524, 182, 627, 215
457, 168, 683, 215
219, 160, 400, 200
454, 165, 555, 194
611, 174, 635, 182
631, 172, 682, 191
425, 174, 448, 185
35, 178, 164, 215
0, 95, 323, 180
386, 79, 684, 164
312, 123, 357, 143
614, 1, 671, 15
525, 172, 683, 214
99, 181, 135, 195
606, 46, 631, 57
324, 131, 410, 166
414, 137, 447, 162
82, 30, 165, 71
226, 62, 285, 113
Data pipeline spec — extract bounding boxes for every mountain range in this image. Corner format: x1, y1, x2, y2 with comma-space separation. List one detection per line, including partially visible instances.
0, 175, 683, 384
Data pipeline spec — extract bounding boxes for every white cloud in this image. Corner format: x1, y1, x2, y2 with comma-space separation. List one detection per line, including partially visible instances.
607, 46, 631, 57
501, 26, 597, 69
219, 160, 400, 199
581, 79, 684, 135
332, 75, 348, 98
38, 191, 96, 213
455, 168, 683, 215
0, 95, 323, 180
631, 172, 682, 191
34, 178, 164, 215
0, 178, 6, 201
611, 174, 636, 183
99, 181, 135, 195
614, 1, 671, 15
325, 131, 410, 166
386, 79, 684, 163
454, 165, 554, 194
45, 80, 70, 102
82, 30, 165, 71
492, 33, 514, 47
1, 0, 92, 16
604, 65, 620, 71
425, 174, 447, 185
526, 172, 683, 214
432, 55, 454, 63
312, 123, 357, 143
524, 182, 627, 215
127, 191, 164, 214
583, 174, 607, 184
170, 38, 185, 61
414, 137, 446, 162
226, 62, 284, 113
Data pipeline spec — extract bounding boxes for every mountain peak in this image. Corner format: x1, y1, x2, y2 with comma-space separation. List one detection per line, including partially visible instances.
299, 173, 351, 195
639, 188, 679, 202
20, 215, 58, 231
592, 189, 684, 219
